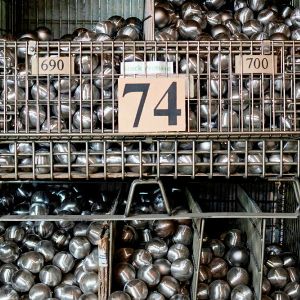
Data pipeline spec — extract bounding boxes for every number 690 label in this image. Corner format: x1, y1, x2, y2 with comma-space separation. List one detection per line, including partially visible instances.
32, 56, 74, 75
235, 55, 277, 74
118, 77, 186, 133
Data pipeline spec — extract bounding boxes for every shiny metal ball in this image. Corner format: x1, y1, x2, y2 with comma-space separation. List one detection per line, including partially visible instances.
152, 220, 176, 238
69, 236, 91, 259
124, 279, 148, 300
31, 82, 56, 100
75, 153, 101, 174
235, 8, 254, 25
75, 55, 98, 74
80, 272, 98, 294
243, 107, 262, 129
120, 225, 138, 244
132, 249, 153, 269
158, 276, 180, 298
73, 108, 98, 130
115, 248, 134, 264
39, 265, 62, 287
198, 265, 212, 284
171, 258, 193, 281
231, 284, 253, 300
17, 251, 44, 273
224, 229, 243, 248
209, 257, 228, 279
271, 291, 290, 300
209, 239, 226, 257
108, 292, 131, 300
269, 154, 294, 174
225, 246, 249, 267
0, 285, 19, 300
95, 102, 117, 126
0, 263, 18, 284
34, 240, 55, 262
53, 252, 75, 274
282, 253, 297, 268
154, 259, 171, 276
114, 263, 136, 287
200, 247, 213, 265
227, 267, 249, 288
266, 255, 283, 268
249, 0, 266, 11
53, 143, 77, 164
117, 26, 140, 41
177, 19, 202, 40
34, 221, 54, 239
287, 267, 300, 283
29, 283, 52, 300
126, 153, 151, 173
215, 154, 240, 175
52, 95, 77, 120
284, 282, 300, 299
137, 264, 161, 287
258, 9, 278, 25
20, 105, 46, 129
219, 110, 239, 130
208, 280, 231, 300
167, 244, 190, 263
172, 225, 192, 246
54, 284, 82, 299
291, 8, 300, 28
267, 267, 289, 288
51, 229, 71, 249
147, 291, 166, 300
36, 26, 52, 41
262, 277, 271, 294
87, 222, 106, 245
0, 241, 20, 263
5, 225, 25, 242
177, 154, 200, 175
145, 238, 168, 259
94, 20, 116, 37
179, 56, 204, 74
12, 269, 35, 292
265, 244, 283, 256
53, 77, 79, 94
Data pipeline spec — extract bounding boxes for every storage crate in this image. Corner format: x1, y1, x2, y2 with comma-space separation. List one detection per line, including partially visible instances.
109, 179, 202, 299
0, 180, 126, 300
189, 178, 300, 300
0, 138, 298, 180
1, 0, 153, 38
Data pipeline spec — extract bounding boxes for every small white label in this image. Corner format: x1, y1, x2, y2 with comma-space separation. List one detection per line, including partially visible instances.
98, 249, 108, 267
235, 55, 277, 74
120, 61, 174, 75
32, 56, 74, 75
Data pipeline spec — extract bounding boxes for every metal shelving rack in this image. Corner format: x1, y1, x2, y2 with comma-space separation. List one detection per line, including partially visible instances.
0, 1, 300, 300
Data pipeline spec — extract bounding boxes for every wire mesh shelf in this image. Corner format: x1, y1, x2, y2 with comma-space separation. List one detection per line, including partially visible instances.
0, 41, 300, 138
0, 138, 298, 179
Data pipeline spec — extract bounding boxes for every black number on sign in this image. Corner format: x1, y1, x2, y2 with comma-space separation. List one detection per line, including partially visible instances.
246, 57, 269, 70
40, 59, 65, 72
122, 83, 150, 127
154, 82, 181, 125
262, 58, 268, 69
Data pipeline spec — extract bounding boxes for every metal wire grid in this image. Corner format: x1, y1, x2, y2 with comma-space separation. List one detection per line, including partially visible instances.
190, 179, 300, 299
0, 138, 298, 180
2, 0, 147, 38
0, 41, 300, 138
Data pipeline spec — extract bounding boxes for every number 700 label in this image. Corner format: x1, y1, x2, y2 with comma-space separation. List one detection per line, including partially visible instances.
118, 77, 186, 133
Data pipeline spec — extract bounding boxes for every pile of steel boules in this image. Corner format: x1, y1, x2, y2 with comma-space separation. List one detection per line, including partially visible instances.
197, 228, 254, 300
0, 219, 109, 300
0, 183, 117, 216
110, 187, 193, 299
262, 244, 300, 300
109, 220, 194, 299
155, 0, 300, 41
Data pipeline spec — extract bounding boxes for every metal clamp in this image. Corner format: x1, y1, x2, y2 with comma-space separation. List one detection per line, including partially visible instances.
125, 179, 171, 217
